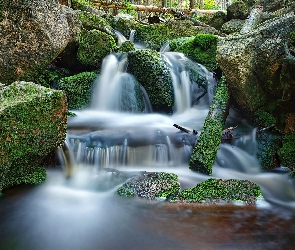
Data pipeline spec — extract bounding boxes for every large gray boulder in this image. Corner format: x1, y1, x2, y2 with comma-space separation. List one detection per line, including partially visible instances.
0, 0, 80, 84
216, 8, 295, 132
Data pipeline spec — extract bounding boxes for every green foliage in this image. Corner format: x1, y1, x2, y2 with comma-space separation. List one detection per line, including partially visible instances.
57, 71, 98, 110
77, 11, 114, 36
171, 178, 261, 205
172, 34, 218, 71
127, 49, 174, 109
0, 82, 67, 191
278, 133, 295, 167
134, 20, 199, 51
204, 0, 219, 10
77, 29, 117, 68
72, 0, 94, 10
117, 40, 135, 53
189, 77, 229, 175
254, 109, 276, 127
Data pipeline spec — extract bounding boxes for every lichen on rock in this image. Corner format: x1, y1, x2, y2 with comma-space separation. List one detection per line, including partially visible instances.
117, 172, 180, 200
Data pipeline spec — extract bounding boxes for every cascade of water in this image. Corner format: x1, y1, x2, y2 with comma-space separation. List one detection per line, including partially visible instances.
91, 54, 149, 112
129, 30, 135, 42
114, 30, 128, 46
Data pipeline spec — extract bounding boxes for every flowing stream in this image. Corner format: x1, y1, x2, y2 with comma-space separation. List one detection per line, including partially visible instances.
0, 50, 295, 249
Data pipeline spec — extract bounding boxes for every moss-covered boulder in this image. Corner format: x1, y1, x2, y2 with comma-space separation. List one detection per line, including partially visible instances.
134, 20, 218, 51
117, 41, 136, 53
0, 82, 67, 192
0, 0, 80, 84
198, 11, 227, 30
221, 19, 245, 34
127, 49, 174, 112
77, 11, 114, 36
216, 9, 295, 131
57, 71, 98, 110
171, 178, 262, 205
171, 33, 219, 72
278, 133, 295, 170
117, 172, 180, 200
77, 29, 117, 68
189, 77, 229, 175
227, 1, 249, 21
110, 15, 139, 39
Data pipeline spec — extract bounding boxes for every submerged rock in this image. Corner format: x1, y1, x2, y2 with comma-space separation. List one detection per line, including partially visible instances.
117, 172, 180, 200
0, 82, 67, 192
171, 178, 262, 206
0, 0, 80, 84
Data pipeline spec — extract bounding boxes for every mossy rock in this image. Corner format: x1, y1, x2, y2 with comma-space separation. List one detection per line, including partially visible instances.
77, 29, 117, 68
189, 77, 229, 175
0, 82, 67, 191
134, 20, 203, 51
77, 11, 114, 36
278, 133, 295, 168
172, 34, 219, 72
169, 37, 194, 51
171, 178, 262, 205
221, 19, 245, 34
117, 41, 136, 53
117, 172, 180, 200
110, 15, 139, 39
57, 71, 98, 110
127, 49, 174, 111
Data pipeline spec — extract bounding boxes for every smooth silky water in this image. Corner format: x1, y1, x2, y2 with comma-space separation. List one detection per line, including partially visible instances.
1, 50, 295, 249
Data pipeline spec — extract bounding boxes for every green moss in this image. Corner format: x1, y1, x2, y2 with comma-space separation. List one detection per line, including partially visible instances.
0, 82, 67, 191
77, 11, 114, 36
254, 109, 276, 127
127, 49, 174, 110
278, 133, 295, 167
172, 34, 218, 72
117, 172, 180, 200
57, 71, 98, 110
134, 20, 200, 51
169, 37, 194, 51
189, 77, 229, 175
117, 40, 135, 53
2, 166, 46, 192
171, 178, 261, 205
77, 29, 117, 68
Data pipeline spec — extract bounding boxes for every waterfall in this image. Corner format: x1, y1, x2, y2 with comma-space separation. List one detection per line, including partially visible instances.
114, 30, 128, 46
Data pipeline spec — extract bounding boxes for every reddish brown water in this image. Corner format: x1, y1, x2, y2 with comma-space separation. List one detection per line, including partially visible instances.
0, 169, 294, 250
